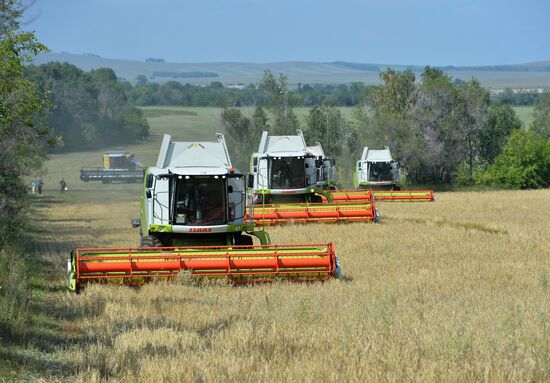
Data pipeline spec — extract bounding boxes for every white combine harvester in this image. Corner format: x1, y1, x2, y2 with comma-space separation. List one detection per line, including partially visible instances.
139, 133, 257, 246
354, 146, 435, 202
248, 130, 337, 204
246, 130, 378, 225
355, 146, 401, 190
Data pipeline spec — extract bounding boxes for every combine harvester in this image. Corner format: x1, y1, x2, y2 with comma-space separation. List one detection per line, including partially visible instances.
247, 131, 378, 226
307, 146, 434, 203
80, 151, 145, 184
353, 146, 434, 202
67, 134, 340, 292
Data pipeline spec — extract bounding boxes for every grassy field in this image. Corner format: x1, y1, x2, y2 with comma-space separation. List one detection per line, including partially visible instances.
512, 106, 535, 128
5, 106, 549, 381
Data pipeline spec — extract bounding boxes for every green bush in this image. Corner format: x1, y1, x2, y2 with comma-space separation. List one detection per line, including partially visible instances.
477, 129, 550, 189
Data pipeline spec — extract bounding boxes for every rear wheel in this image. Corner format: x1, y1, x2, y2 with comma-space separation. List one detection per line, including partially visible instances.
140, 235, 163, 248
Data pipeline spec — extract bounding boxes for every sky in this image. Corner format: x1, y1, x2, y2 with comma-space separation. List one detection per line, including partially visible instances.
27, 0, 550, 66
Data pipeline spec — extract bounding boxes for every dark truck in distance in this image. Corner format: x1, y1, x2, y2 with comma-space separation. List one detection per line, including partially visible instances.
80, 152, 145, 184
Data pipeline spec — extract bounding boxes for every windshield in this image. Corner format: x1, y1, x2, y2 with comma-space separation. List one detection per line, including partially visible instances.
174, 177, 226, 225
369, 162, 393, 182
270, 157, 305, 189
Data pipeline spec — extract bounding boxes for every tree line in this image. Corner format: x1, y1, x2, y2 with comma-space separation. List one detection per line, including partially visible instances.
127, 76, 544, 108
492, 88, 545, 106
128, 77, 382, 107
222, 69, 550, 189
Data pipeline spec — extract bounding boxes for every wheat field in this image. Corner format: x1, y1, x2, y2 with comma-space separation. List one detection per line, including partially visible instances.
27, 189, 550, 382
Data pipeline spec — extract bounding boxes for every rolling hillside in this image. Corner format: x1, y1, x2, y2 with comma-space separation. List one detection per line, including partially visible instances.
33, 52, 550, 89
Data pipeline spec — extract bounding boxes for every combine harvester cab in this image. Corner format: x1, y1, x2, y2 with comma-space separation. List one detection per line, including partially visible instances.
247, 130, 378, 225
67, 133, 340, 291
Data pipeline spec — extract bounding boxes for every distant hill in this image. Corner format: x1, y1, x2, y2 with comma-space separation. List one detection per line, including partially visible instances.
33, 52, 550, 89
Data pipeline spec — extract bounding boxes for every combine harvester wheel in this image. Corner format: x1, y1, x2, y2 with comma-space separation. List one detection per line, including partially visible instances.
67, 243, 339, 291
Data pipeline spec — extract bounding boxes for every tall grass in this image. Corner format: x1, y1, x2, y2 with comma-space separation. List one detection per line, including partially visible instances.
0, 247, 28, 334
24, 189, 550, 381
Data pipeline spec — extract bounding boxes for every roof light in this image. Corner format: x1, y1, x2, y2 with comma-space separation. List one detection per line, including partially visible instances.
185, 175, 190, 179
229, 167, 235, 173
214, 175, 219, 179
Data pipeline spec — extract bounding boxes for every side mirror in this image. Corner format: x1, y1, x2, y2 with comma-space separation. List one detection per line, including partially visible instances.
228, 185, 234, 193
247, 173, 254, 188
131, 219, 140, 228
146, 174, 153, 188
146, 190, 152, 199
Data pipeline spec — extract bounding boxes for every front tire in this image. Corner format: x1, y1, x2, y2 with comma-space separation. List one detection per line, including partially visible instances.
140, 235, 163, 248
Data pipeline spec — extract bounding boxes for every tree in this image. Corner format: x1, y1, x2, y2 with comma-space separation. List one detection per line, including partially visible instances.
0, 0, 20, 36
221, 108, 252, 171
531, 92, 550, 138
135, 75, 148, 86
90, 68, 128, 119
304, 105, 345, 157
251, 105, 269, 144
457, 78, 490, 177
259, 70, 299, 134
221, 105, 271, 171
374, 69, 415, 116
210, 81, 224, 89
477, 103, 521, 165
411, 67, 463, 183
